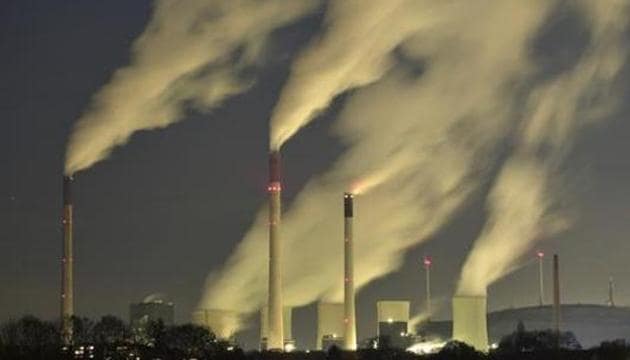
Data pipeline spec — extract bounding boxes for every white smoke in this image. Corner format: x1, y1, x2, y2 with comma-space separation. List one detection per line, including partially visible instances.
457, 0, 630, 296
64, 0, 318, 175
202, 1, 556, 325
269, 0, 443, 150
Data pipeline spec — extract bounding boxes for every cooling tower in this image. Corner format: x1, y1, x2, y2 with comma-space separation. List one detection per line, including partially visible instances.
61, 175, 74, 345
267, 151, 284, 350
317, 302, 345, 350
452, 296, 488, 351
260, 306, 293, 350
192, 309, 241, 339
377, 301, 410, 325
377, 301, 410, 348
343, 192, 357, 350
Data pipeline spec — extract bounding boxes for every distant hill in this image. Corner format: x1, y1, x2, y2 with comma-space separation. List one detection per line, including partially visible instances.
417, 304, 630, 348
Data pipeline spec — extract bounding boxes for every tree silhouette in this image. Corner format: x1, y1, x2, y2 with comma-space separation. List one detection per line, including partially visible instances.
70, 316, 95, 345
0, 316, 60, 359
91, 315, 129, 346
497, 322, 581, 353
164, 324, 217, 358
434, 341, 484, 360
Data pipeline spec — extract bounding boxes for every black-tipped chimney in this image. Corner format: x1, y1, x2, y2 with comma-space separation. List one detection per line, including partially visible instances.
269, 151, 281, 183
344, 192, 353, 218
63, 176, 73, 205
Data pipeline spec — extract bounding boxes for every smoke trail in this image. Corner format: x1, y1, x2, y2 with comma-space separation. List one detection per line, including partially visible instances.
64, 0, 318, 175
201, 1, 553, 327
457, 0, 630, 296
269, 0, 442, 150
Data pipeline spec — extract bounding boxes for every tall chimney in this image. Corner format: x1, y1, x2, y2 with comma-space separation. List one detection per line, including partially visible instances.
343, 192, 357, 350
61, 176, 74, 345
608, 277, 615, 307
423, 256, 432, 319
552, 254, 561, 337
267, 151, 284, 350
536, 251, 545, 306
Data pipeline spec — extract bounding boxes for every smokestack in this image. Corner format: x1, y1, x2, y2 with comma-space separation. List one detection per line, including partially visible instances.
537, 251, 545, 306
343, 192, 357, 350
608, 277, 615, 307
61, 176, 74, 345
452, 296, 488, 352
267, 151, 284, 350
423, 256, 433, 319
553, 254, 560, 337
260, 306, 294, 351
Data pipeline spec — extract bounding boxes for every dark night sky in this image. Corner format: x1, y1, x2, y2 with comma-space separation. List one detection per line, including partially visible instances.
2, 0, 630, 350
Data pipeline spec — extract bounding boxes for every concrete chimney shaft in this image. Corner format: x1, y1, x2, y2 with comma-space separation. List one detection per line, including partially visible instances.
343, 193, 357, 350
61, 176, 74, 345
267, 152, 284, 350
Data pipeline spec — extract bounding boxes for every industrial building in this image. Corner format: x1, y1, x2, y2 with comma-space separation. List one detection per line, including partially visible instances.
130, 300, 174, 327
376, 301, 411, 348
417, 304, 630, 348
130, 297, 174, 342
317, 302, 345, 350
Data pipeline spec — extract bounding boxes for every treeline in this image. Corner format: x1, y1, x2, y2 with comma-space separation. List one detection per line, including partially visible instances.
1, 315, 630, 360
0, 315, 236, 360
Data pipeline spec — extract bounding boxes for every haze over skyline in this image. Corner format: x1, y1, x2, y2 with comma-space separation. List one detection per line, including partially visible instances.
3, 0, 630, 350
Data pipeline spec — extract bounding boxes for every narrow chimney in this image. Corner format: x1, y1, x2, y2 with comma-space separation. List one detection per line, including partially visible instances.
537, 251, 545, 306
608, 277, 615, 307
343, 192, 357, 350
61, 176, 74, 345
267, 151, 284, 350
423, 256, 432, 319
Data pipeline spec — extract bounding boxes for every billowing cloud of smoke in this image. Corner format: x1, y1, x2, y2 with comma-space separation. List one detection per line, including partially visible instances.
457, 0, 630, 296
269, 0, 444, 150
201, 1, 556, 331
64, 0, 318, 175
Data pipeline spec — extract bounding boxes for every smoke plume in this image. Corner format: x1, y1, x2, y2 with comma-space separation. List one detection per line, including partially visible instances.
64, 0, 318, 175
269, 0, 440, 150
202, 1, 556, 328
457, 0, 630, 296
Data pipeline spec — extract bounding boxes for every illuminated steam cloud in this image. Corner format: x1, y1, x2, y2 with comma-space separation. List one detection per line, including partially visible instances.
202, 1, 553, 323
269, 0, 442, 150
64, 0, 318, 174
457, 0, 630, 297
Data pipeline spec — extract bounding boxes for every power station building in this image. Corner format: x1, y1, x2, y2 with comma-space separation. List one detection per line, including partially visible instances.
376, 301, 411, 348
130, 300, 174, 327
130, 297, 174, 342
317, 302, 345, 350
